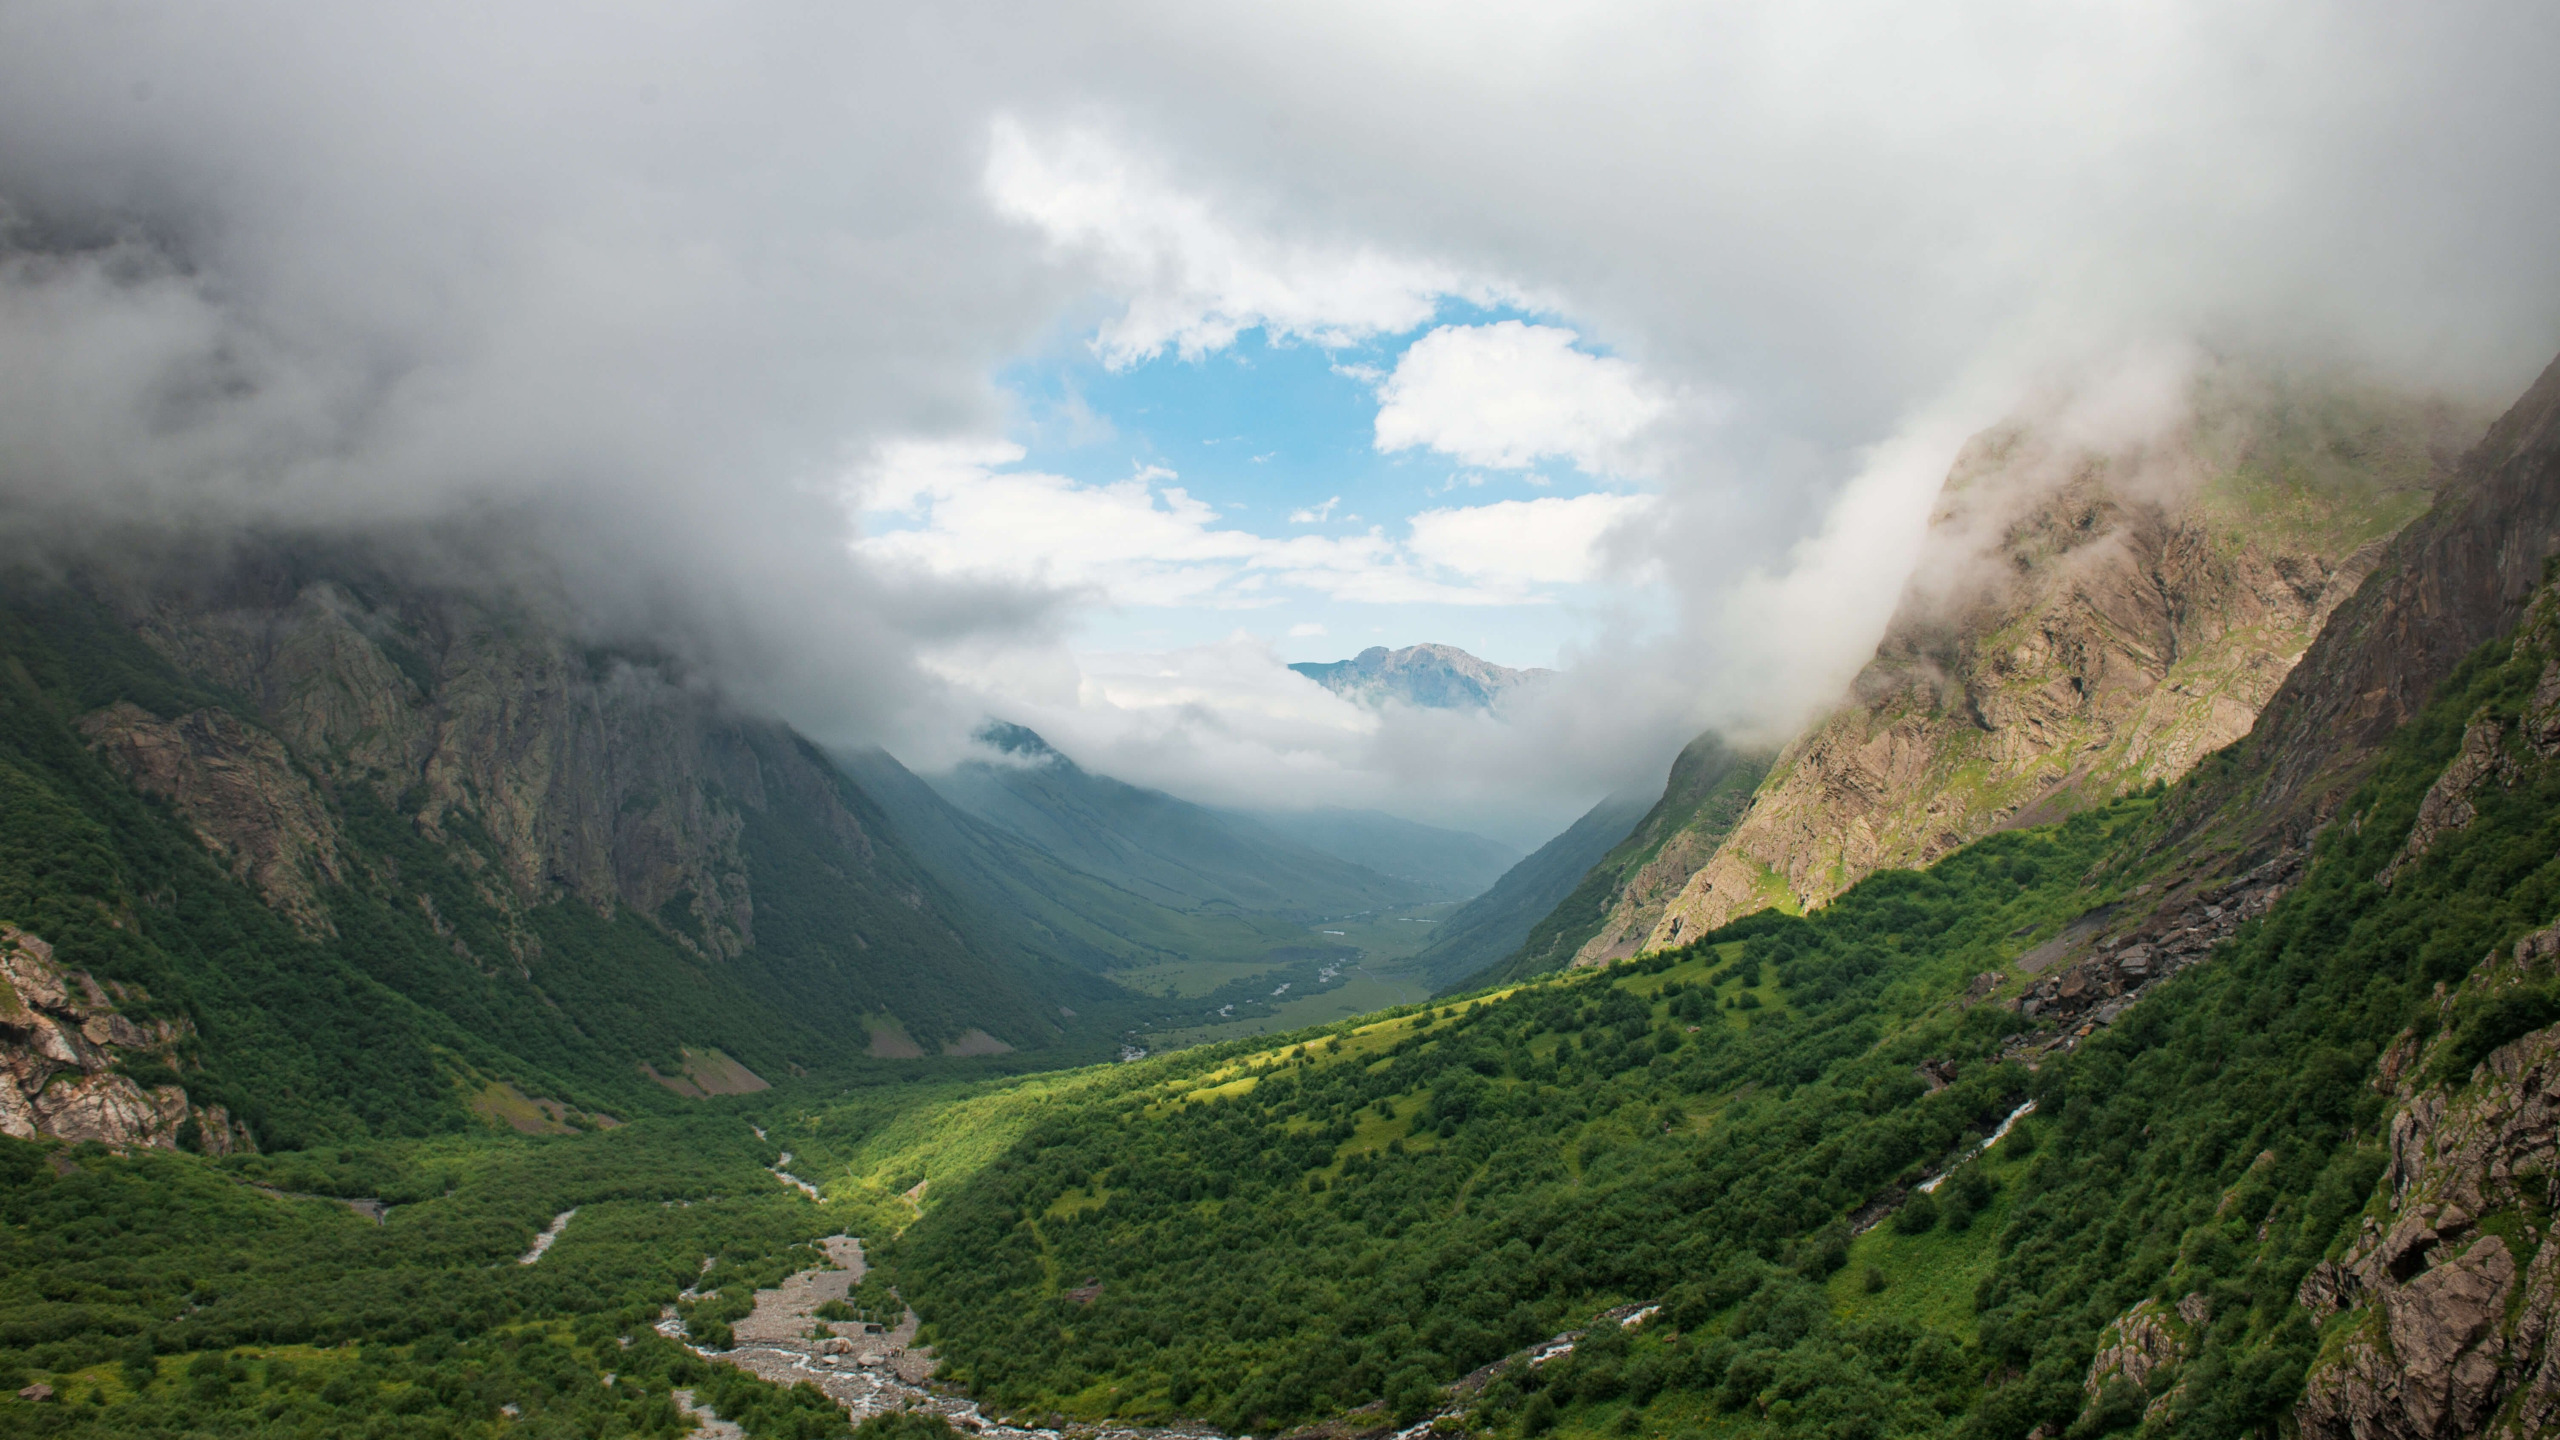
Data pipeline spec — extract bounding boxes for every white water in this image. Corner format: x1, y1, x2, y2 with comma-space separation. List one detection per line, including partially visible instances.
1916, 1100, 2037, 1193
517, 1208, 577, 1265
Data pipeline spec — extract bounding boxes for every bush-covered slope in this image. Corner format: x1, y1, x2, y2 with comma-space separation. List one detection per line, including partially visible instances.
0, 565, 1126, 1149
883, 798, 2145, 1433
874, 555, 2560, 1436
0, 1114, 854, 1439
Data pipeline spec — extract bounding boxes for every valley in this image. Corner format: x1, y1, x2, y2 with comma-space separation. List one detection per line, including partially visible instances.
1121, 900, 1460, 1049
8, 351, 2560, 1440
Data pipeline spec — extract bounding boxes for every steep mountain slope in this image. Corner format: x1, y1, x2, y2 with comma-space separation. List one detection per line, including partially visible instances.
1473, 731, 1768, 982
1232, 807, 1520, 897
929, 724, 1432, 920
869, 347, 2560, 1440
1290, 642, 1555, 711
1406, 788, 1657, 991
1631, 365, 2477, 953
837, 746, 1322, 974
0, 556, 1118, 1148
2156, 350, 2560, 857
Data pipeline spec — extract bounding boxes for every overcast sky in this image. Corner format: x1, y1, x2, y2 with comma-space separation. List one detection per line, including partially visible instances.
1, 2, 2555, 844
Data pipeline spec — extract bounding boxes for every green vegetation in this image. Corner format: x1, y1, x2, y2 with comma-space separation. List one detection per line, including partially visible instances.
0, 1114, 861, 1437
854, 594, 2560, 1440
10, 474, 2560, 1440
881, 803, 2142, 1431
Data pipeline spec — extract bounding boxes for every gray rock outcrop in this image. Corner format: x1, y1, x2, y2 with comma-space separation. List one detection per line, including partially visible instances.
2296, 927, 2560, 1438
0, 924, 248, 1151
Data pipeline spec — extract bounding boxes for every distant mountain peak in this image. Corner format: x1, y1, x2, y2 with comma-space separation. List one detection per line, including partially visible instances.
1289, 642, 1553, 711
971, 719, 1066, 765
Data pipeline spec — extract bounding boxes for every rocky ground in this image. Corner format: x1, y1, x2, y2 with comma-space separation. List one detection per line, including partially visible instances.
0, 924, 252, 1151
667, 1235, 1224, 1440
1992, 852, 2303, 1064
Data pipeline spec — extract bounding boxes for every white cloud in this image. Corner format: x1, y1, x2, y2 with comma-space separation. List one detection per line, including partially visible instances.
1287, 496, 1340, 523
1287, 622, 1327, 637
984, 117, 1518, 369
861, 442, 1271, 608
1407, 493, 1656, 587
858, 441, 1621, 609
1374, 322, 1673, 473
5, 1, 2556, 844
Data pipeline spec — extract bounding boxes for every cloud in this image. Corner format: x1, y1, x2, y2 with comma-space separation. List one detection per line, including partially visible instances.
1288, 496, 1341, 524
0, 1, 2553, 843
985, 116, 1517, 369
1407, 493, 1656, 588
1374, 322, 1675, 473
1287, 622, 1327, 637
859, 442, 1611, 609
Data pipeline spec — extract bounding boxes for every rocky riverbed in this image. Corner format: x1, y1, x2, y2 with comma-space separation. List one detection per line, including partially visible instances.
662, 1234, 1224, 1440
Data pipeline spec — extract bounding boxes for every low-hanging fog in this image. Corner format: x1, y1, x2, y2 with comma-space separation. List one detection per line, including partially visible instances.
2, 3, 2555, 846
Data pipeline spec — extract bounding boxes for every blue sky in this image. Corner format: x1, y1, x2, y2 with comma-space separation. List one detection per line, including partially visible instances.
865, 302, 1668, 672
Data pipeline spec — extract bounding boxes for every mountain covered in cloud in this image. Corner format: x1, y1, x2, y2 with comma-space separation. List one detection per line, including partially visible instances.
1228, 807, 1520, 897
1289, 643, 1554, 711
929, 723, 1434, 918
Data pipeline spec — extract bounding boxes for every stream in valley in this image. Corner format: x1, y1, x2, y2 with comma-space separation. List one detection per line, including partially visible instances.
658, 1233, 1229, 1440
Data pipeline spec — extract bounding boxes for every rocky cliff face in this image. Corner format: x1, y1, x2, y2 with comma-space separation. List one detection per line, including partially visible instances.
1623, 366, 2476, 955
77, 701, 347, 938
122, 572, 774, 963
2293, 925, 2560, 1440
0, 551, 1112, 1144
0, 925, 249, 1151
2158, 350, 2560, 858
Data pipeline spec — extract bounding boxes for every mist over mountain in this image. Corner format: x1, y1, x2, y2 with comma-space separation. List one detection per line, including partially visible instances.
6, 8, 2560, 1440
928, 723, 1433, 920
1225, 806, 1521, 898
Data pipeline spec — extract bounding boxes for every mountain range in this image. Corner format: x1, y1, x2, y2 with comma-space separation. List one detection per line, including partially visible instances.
13, 350, 2560, 1440
1290, 642, 1554, 711
872, 347, 2560, 1440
